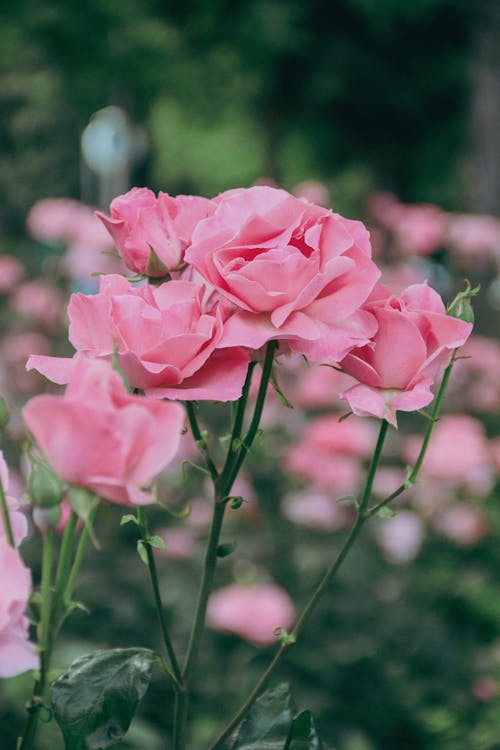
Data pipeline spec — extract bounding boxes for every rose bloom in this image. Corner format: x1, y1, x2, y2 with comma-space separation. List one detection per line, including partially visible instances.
97, 187, 215, 276
28, 274, 249, 401
339, 283, 472, 426
0, 539, 39, 677
23, 356, 184, 506
374, 511, 425, 563
207, 583, 295, 646
186, 186, 380, 361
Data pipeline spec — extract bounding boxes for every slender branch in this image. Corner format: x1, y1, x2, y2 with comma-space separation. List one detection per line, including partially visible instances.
367, 354, 456, 519
209, 353, 459, 749
185, 401, 218, 481
50, 510, 78, 630
0, 474, 14, 547
63, 505, 98, 605
136, 507, 183, 690
223, 341, 277, 493
219, 361, 257, 487
208, 418, 389, 750
19, 529, 55, 750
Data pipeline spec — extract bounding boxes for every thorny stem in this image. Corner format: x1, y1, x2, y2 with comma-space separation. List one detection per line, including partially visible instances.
176, 343, 276, 750
208, 353, 458, 750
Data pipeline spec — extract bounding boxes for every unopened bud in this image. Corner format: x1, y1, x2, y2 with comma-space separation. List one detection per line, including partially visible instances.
29, 463, 62, 508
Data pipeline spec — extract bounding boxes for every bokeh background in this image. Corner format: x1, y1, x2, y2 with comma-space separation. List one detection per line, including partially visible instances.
0, 1, 499, 749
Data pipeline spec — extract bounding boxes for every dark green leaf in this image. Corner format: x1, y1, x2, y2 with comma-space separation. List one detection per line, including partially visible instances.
285, 710, 325, 750
229, 683, 295, 750
52, 647, 155, 750
217, 542, 237, 558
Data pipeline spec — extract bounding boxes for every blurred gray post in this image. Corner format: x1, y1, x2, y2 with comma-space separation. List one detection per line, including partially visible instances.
80, 106, 147, 210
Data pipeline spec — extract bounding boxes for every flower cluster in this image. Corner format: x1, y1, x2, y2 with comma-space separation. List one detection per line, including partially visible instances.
23, 184, 471, 507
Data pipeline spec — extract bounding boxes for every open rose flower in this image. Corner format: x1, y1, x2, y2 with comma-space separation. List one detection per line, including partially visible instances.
27, 275, 249, 401
185, 186, 380, 361
23, 357, 184, 506
339, 283, 472, 426
96, 187, 215, 276
207, 582, 295, 646
0, 540, 39, 677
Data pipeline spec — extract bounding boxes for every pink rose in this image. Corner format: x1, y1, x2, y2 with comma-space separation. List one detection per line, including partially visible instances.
339, 283, 472, 426
29, 274, 249, 401
374, 511, 425, 563
0, 540, 39, 677
207, 583, 295, 646
96, 187, 215, 276
186, 186, 380, 361
23, 356, 184, 506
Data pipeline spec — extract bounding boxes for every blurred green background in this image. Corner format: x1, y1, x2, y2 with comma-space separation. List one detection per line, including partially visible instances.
0, 1, 499, 749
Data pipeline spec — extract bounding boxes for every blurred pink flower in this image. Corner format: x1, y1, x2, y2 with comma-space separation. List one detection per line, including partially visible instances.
0, 255, 24, 293
445, 213, 500, 268
23, 356, 185, 506
155, 528, 196, 560
447, 335, 500, 413
432, 506, 489, 547
0, 540, 39, 677
207, 582, 295, 646
1, 331, 52, 394
292, 180, 330, 207
292, 364, 355, 410
11, 280, 65, 331
374, 511, 425, 563
472, 677, 499, 702
26, 198, 124, 280
282, 490, 348, 531
403, 415, 493, 493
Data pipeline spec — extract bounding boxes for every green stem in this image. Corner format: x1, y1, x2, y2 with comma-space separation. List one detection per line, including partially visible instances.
50, 510, 78, 631
0, 474, 14, 547
136, 508, 183, 690
175, 346, 276, 749
63, 505, 98, 605
219, 361, 257, 487
185, 401, 218, 481
19, 528, 55, 750
208, 418, 389, 750
223, 341, 277, 493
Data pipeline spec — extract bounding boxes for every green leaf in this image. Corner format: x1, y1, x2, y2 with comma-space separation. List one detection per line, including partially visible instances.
120, 514, 138, 527
51, 647, 155, 750
68, 488, 100, 549
136, 539, 148, 565
147, 535, 166, 551
229, 683, 296, 750
377, 507, 396, 519
285, 711, 325, 749
217, 542, 237, 558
